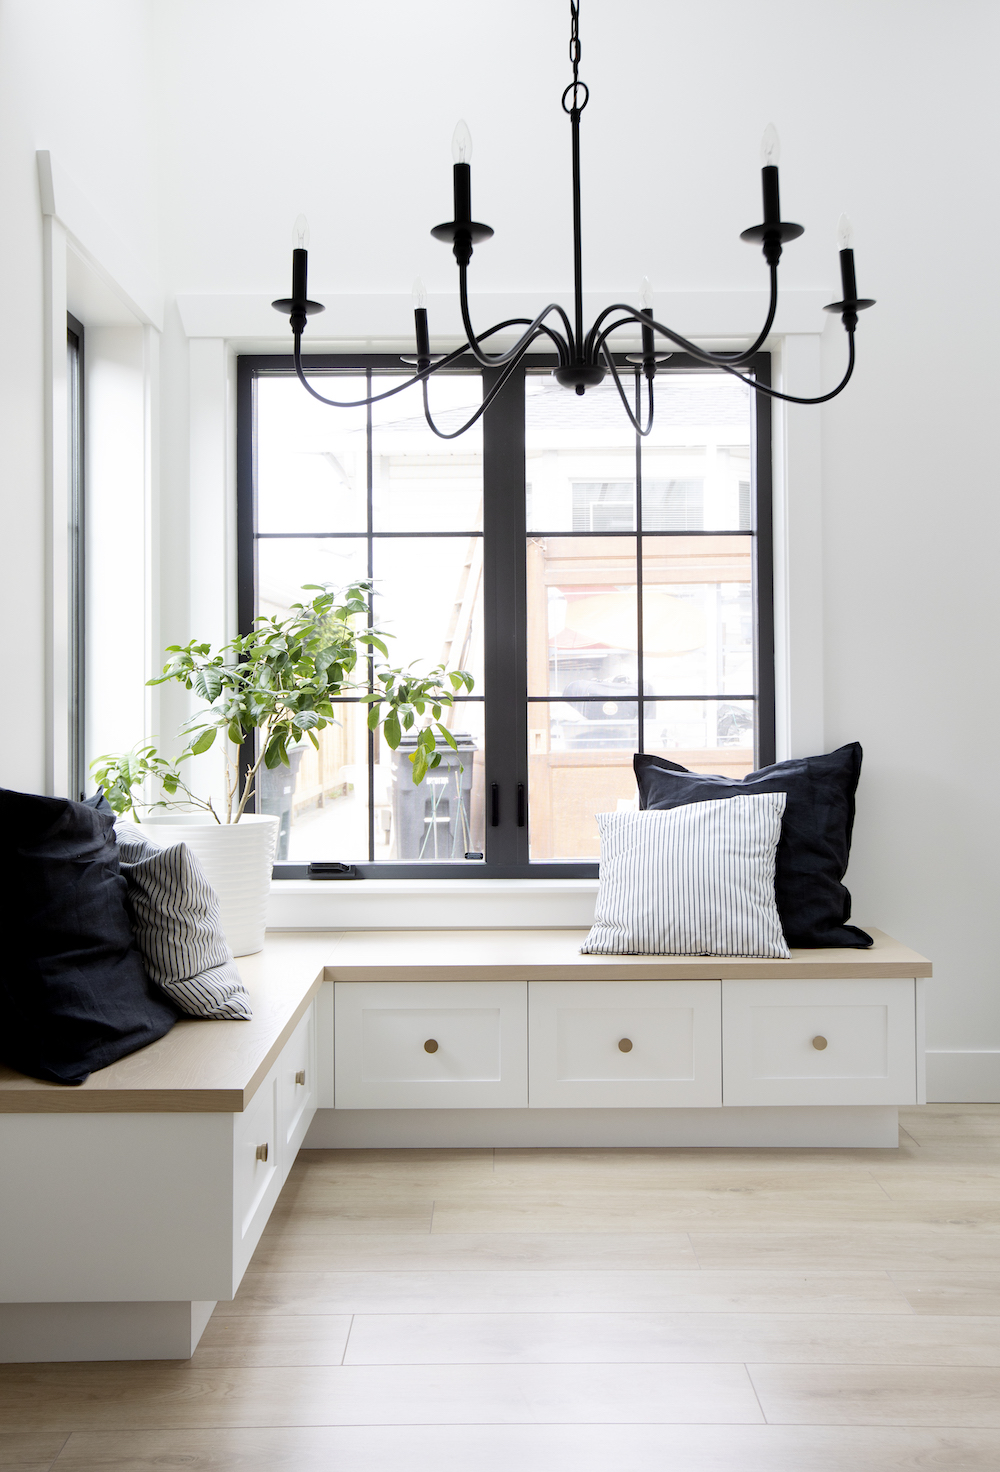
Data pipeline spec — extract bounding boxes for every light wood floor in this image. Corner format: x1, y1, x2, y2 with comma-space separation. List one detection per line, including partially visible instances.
4, 1105, 1000, 1470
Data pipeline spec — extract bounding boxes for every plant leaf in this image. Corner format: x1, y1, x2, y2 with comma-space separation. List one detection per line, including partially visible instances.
189, 727, 217, 755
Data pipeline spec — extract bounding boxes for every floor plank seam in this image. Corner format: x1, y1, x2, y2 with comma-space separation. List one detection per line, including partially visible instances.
41, 1431, 72, 1470
340, 1315, 356, 1366
742, 1362, 770, 1425
868, 1171, 895, 1201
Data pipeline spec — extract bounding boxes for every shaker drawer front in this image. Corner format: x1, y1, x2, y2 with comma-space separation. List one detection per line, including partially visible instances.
528, 980, 722, 1108
722, 978, 917, 1106
278, 1001, 318, 1155
335, 981, 528, 1109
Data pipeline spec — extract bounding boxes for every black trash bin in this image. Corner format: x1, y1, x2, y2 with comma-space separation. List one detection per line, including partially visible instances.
390, 731, 477, 860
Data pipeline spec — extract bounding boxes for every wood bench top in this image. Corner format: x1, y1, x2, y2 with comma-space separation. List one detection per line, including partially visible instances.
0, 934, 332, 1114
0, 927, 930, 1113
322, 926, 931, 982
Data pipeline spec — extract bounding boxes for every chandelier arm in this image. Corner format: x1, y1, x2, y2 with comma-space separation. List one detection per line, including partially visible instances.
458, 268, 573, 366
594, 310, 857, 404
421, 354, 525, 441
592, 316, 644, 353
712, 266, 780, 364
713, 330, 857, 405
291, 315, 536, 407
600, 344, 654, 437
291, 336, 473, 408
599, 308, 749, 366
593, 307, 786, 374
533, 299, 575, 356
472, 315, 571, 362
592, 308, 722, 366
584, 303, 641, 360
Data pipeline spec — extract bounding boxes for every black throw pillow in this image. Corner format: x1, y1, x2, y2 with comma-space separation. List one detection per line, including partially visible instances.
0, 788, 179, 1085
632, 744, 872, 950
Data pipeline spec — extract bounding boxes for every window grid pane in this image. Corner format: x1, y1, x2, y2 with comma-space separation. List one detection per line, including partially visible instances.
525, 366, 757, 862
254, 370, 485, 865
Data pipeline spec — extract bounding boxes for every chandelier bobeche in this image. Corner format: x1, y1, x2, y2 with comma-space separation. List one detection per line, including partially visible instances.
273, 0, 874, 439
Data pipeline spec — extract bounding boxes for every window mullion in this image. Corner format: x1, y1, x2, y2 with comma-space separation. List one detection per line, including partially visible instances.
482, 363, 528, 868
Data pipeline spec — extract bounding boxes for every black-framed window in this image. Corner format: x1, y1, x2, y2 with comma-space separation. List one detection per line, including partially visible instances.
67, 312, 86, 801
237, 353, 774, 879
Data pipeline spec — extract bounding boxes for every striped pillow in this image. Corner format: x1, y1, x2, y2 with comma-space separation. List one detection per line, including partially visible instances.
582, 794, 790, 958
114, 822, 252, 1020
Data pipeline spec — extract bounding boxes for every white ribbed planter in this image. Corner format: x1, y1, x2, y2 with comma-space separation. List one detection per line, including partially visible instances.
138, 813, 279, 957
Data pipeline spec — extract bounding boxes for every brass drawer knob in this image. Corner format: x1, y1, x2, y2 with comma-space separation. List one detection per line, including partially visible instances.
295, 1070, 306, 1085
256, 1143, 269, 1162
424, 1039, 439, 1053
812, 1036, 828, 1051
618, 1038, 633, 1053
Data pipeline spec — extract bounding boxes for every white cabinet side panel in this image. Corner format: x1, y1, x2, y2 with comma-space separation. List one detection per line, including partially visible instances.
316, 979, 334, 1108
0, 1113, 232, 1302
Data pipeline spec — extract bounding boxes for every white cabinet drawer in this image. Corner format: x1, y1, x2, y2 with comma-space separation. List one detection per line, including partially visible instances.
334, 981, 528, 1109
232, 1068, 280, 1277
529, 980, 722, 1108
278, 1002, 318, 1157
722, 978, 917, 1106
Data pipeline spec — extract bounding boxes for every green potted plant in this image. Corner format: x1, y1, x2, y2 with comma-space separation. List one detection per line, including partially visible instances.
92, 581, 473, 954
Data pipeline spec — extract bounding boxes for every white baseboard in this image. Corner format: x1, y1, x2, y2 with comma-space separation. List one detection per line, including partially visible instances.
926, 1051, 1000, 1103
303, 1105, 898, 1150
0, 1300, 216, 1363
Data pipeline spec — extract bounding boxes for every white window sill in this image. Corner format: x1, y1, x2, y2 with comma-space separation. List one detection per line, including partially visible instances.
266, 877, 599, 931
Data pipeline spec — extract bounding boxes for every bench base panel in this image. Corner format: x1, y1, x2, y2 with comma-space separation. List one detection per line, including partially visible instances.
0, 1299, 216, 1362
304, 1105, 899, 1150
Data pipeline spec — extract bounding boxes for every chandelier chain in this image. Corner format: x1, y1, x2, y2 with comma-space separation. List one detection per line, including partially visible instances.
562, 0, 588, 114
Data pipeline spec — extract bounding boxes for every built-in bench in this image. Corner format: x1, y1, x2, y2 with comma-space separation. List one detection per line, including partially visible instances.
0, 927, 931, 1362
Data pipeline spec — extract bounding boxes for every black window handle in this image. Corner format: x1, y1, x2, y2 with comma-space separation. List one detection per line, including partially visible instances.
491, 783, 526, 828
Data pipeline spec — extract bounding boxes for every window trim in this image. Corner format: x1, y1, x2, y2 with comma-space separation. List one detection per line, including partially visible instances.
67, 311, 86, 801
236, 351, 775, 880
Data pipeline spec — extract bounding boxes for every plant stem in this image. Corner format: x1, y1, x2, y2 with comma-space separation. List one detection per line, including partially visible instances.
233, 742, 269, 823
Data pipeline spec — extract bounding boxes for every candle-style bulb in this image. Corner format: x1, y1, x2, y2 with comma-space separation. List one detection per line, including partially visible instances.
411, 277, 428, 310
452, 120, 473, 165
760, 124, 781, 168
292, 214, 310, 251
639, 276, 654, 312
837, 213, 854, 250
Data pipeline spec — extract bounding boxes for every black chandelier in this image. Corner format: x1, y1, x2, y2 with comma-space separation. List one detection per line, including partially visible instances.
273, 1, 874, 440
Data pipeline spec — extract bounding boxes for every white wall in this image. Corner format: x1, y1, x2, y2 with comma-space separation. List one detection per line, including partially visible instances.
0, 0, 158, 792
1, 1, 997, 1092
